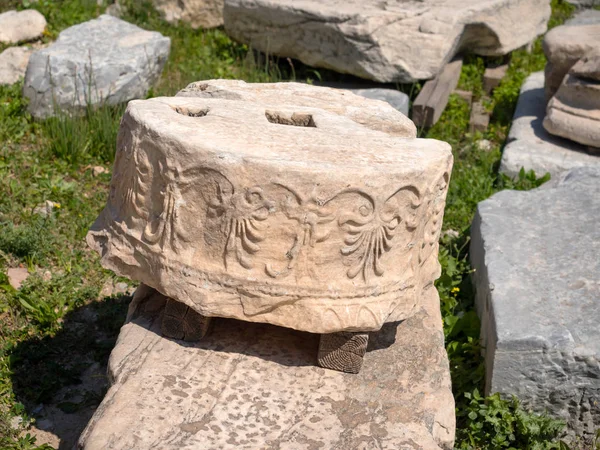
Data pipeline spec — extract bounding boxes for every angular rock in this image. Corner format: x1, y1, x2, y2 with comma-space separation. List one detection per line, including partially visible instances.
78, 284, 455, 449
471, 166, 600, 437
87, 87, 452, 335
499, 72, 600, 178
7, 267, 29, 290
544, 72, 600, 149
23, 15, 170, 118
152, 0, 224, 28
349, 87, 410, 117
543, 10, 600, 99
0, 46, 33, 85
224, 0, 550, 83
177, 79, 416, 137
0, 10, 46, 44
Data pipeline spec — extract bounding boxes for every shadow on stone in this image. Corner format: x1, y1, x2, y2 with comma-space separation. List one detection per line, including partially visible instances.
132, 292, 399, 369
9, 294, 130, 449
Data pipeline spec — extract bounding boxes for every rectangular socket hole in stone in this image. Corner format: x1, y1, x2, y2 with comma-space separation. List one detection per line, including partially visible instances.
265, 111, 316, 128
172, 106, 210, 117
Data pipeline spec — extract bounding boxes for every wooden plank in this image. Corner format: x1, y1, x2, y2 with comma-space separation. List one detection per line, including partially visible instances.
453, 89, 473, 107
469, 100, 490, 133
483, 63, 509, 94
412, 56, 463, 128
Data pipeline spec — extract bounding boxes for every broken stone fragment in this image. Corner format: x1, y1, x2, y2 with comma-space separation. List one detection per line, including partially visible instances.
0, 10, 46, 44
152, 0, 224, 28
0, 47, 33, 86
544, 54, 600, 149
223, 0, 550, 82
543, 10, 600, 99
87, 82, 452, 336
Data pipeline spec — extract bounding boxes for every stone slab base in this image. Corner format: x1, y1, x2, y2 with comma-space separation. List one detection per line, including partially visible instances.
78, 286, 455, 449
471, 167, 600, 437
499, 72, 600, 179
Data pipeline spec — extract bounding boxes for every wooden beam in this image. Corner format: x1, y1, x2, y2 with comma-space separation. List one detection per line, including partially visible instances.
412, 57, 463, 128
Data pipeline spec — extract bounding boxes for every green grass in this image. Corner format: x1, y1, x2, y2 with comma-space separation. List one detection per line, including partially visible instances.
0, 0, 591, 448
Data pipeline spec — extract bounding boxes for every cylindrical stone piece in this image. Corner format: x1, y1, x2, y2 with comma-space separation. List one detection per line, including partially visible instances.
88, 83, 452, 333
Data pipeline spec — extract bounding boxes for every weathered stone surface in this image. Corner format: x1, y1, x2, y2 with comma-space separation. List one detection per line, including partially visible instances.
153, 0, 224, 28
177, 79, 416, 137
499, 72, 600, 178
543, 10, 600, 99
0, 46, 32, 85
471, 166, 600, 437
23, 15, 170, 118
87, 88, 452, 334
223, 0, 550, 83
0, 10, 46, 44
349, 88, 410, 117
544, 71, 600, 149
78, 284, 455, 449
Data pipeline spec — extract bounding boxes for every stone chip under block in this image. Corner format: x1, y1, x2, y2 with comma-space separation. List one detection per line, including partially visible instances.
87, 84, 452, 337
77, 285, 455, 449
471, 166, 600, 437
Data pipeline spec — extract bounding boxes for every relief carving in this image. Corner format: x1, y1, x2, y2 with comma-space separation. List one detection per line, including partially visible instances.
207, 182, 273, 269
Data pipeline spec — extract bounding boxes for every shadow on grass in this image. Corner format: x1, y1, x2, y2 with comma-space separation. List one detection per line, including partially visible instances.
9, 295, 130, 450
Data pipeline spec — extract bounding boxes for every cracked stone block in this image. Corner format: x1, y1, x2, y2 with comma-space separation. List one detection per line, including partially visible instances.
471, 166, 600, 437
223, 0, 550, 83
23, 15, 170, 118
77, 283, 455, 449
87, 82, 452, 337
499, 72, 600, 179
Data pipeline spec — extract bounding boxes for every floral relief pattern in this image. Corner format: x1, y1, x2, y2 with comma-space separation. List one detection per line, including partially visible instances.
338, 187, 421, 282
132, 159, 435, 284
207, 183, 273, 269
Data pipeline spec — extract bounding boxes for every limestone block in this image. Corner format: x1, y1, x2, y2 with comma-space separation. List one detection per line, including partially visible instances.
499, 72, 600, 178
77, 284, 455, 449
152, 0, 224, 28
23, 15, 171, 118
0, 46, 33, 86
543, 10, 600, 99
544, 72, 600, 149
223, 0, 550, 83
471, 166, 600, 437
87, 88, 452, 334
0, 10, 46, 44
176, 79, 416, 137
